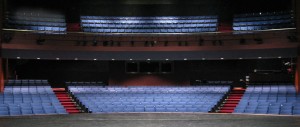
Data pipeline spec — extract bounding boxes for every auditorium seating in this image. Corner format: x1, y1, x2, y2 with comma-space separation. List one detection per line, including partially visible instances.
4, 10, 67, 33
233, 84, 300, 115
80, 16, 218, 33
68, 85, 230, 113
0, 80, 68, 116
233, 11, 295, 31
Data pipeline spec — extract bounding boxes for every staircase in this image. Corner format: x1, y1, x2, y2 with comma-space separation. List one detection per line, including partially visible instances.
53, 88, 82, 114
218, 87, 246, 113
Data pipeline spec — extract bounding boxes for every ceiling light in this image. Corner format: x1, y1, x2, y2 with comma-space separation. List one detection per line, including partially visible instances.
220, 58, 224, 60
16, 57, 21, 59
75, 58, 78, 60
37, 58, 40, 60
112, 59, 115, 61
93, 58, 97, 61
258, 57, 262, 59
147, 59, 151, 61
239, 58, 243, 60
56, 58, 60, 60
166, 59, 169, 61
129, 59, 133, 61
184, 58, 187, 61
202, 58, 206, 60
278, 56, 282, 59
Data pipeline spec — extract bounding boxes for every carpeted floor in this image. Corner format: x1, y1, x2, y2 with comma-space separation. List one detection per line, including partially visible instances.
0, 113, 300, 127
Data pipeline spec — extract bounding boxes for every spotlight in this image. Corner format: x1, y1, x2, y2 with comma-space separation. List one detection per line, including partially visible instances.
164, 41, 168, 46
198, 38, 204, 46
82, 40, 87, 46
184, 41, 188, 46
75, 40, 81, 46
212, 40, 217, 46
178, 41, 182, 46
110, 40, 114, 46
287, 35, 298, 42
92, 40, 98, 46
254, 38, 263, 44
36, 38, 45, 45
144, 41, 149, 47
218, 40, 223, 46
3, 33, 12, 43
103, 41, 108, 46
130, 40, 135, 47
239, 38, 246, 45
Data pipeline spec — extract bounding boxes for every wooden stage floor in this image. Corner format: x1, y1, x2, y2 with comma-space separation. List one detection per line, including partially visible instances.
0, 113, 300, 127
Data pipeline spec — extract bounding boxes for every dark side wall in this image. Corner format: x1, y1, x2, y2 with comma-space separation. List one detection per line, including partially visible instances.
8, 58, 293, 87
189, 59, 293, 83
108, 61, 190, 86
9, 60, 109, 86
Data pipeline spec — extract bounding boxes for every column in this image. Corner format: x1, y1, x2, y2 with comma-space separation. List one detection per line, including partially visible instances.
294, 0, 300, 92
0, 0, 4, 92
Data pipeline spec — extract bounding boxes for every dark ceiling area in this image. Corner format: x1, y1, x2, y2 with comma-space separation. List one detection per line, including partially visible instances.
7, 0, 292, 14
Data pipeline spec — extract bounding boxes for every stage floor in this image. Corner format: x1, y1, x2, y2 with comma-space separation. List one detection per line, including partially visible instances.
0, 113, 300, 127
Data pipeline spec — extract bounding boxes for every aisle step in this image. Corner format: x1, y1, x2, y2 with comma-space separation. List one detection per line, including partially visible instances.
217, 87, 246, 113
53, 88, 82, 114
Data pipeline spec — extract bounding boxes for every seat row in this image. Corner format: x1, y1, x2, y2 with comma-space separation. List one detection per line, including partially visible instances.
82, 23, 217, 28
234, 102, 300, 115
5, 11, 67, 32
91, 107, 211, 113
0, 103, 67, 116
234, 84, 300, 115
82, 19, 218, 24
70, 85, 229, 113
0, 80, 67, 117
81, 16, 218, 20
233, 11, 294, 31
80, 15, 218, 33
82, 28, 217, 33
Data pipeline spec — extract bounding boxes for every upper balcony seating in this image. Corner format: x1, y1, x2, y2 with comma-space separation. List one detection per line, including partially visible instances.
80, 16, 218, 33
68, 85, 230, 113
4, 11, 67, 33
233, 84, 300, 115
233, 11, 295, 31
0, 79, 67, 116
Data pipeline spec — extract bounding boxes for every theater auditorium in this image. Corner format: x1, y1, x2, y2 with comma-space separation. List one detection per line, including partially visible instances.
0, 0, 300, 127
